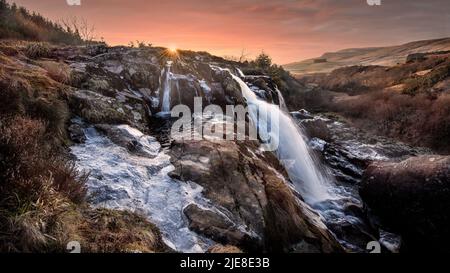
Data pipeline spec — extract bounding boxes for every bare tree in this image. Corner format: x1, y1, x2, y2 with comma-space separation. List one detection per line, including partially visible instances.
239, 48, 250, 63
60, 16, 96, 44
223, 55, 239, 62
223, 49, 250, 63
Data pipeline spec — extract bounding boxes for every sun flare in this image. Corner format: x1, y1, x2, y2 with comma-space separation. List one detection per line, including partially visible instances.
168, 45, 178, 53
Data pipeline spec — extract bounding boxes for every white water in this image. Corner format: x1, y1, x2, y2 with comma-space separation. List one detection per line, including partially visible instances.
71, 124, 212, 252
230, 71, 331, 203
161, 61, 173, 113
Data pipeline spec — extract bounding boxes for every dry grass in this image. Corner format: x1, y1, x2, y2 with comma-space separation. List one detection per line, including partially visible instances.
333, 91, 450, 152
293, 53, 450, 153
25, 42, 52, 59
0, 116, 85, 252
39, 60, 72, 84
207, 244, 243, 253
402, 62, 450, 95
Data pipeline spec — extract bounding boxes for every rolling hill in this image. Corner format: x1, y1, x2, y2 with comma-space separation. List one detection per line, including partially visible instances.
283, 37, 450, 75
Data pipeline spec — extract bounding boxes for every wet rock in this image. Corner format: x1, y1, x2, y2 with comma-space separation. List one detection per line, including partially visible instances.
184, 204, 255, 248
300, 118, 331, 141
68, 89, 147, 131
169, 139, 343, 253
87, 44, 109, 56
94, 124, 160, 157
379, 229, 402, 253
209, 68, 245, 108
68, 123, 86, 143
166, 75, 206, 111
244, 77, 276, 103
291, 109, 314, 120
313, 199, 377, 252
322, 144, 366, 184
360, 155, 450, 252
309, 137, 327, 152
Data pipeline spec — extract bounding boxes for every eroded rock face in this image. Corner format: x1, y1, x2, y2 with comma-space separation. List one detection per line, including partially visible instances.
68, 89, 147, 131
300, 118, 331, 142
242, 76, 283, 107
164, 65, 245, 112
94, 124, 161, 157
169, 138, 343, 253
360, 155, 450, 251
65, 45, 248, 115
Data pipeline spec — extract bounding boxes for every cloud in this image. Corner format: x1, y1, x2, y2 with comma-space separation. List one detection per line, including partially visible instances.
10, 0, 450, 63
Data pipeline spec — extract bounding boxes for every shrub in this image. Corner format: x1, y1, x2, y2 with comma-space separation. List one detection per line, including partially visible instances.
424, 94, 450, 151
254, 52, 272, 70
39, 61, 72, 84
0, 117, 87, 206
402, 63, 450, 95
25, 42, 51, 59
332, 91, 450, 152
0, 0, 83, 45
29, 97, 69, 137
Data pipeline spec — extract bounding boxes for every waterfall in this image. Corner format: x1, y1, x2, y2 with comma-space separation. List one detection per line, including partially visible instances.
230, 71, 331, 203
161, 61, 173, 113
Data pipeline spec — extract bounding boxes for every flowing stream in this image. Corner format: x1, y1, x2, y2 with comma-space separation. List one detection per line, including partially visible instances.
160, 61, 173, 113
71, 123, 212, 253
229, 69, 385, 251
230, 71, 331, 203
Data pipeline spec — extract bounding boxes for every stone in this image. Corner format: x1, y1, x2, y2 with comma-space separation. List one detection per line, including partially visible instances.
360, 155, 450, 252
169, 138, 344, 253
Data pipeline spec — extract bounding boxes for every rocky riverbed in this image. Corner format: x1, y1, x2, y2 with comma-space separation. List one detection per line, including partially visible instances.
293, 110, 449, 252
3, 42, 445, 253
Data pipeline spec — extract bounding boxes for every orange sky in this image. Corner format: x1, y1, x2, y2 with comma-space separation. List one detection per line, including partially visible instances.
9, 0, 450, 64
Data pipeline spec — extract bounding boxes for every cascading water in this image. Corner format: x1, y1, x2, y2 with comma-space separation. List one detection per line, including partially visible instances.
230, 70, 331, 203
229, 69, 386, 251
161, 61, 173, 113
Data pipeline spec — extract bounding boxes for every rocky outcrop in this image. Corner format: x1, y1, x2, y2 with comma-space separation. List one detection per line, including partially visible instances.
242, 75, 283, 107
360, 155, 450, 252
163, 66, 245, 112
169, 138, 343, 253
299, 118, 331, 142
94, 124, 161, 157
68, 89, 148, 131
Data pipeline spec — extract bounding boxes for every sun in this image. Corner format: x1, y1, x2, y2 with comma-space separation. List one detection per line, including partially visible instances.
168, 45, 178, 54
162, 44, 180, 60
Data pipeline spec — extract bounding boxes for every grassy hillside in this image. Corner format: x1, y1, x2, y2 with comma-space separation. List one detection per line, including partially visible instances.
283, 38, 450, 75
0, 0, 83, 45
291, 51, 450, 153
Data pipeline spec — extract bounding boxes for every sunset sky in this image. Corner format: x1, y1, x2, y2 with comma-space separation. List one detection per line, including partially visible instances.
9, 0, 450, 64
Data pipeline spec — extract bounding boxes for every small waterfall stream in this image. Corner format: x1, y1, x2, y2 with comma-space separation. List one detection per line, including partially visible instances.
161, 61, 173, 113
229, 71, 331, 203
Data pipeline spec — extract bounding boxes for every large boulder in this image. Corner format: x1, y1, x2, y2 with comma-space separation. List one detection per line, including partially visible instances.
169, 138, 343, 253
360, 155, 450, 251
300, 118, 331, 142
68, 89, 148, 131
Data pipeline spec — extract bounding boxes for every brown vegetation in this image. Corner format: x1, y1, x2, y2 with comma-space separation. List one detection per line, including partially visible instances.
333, 91, 450, 152
25, 42, 52, 59
0, 0, 83, 45
207, 244, 243, 253
0, 42, 169, 253
291, 52, 450, 153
